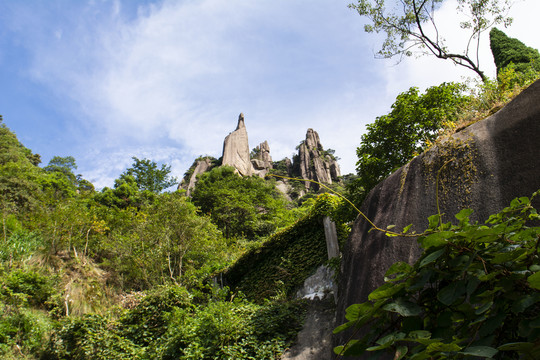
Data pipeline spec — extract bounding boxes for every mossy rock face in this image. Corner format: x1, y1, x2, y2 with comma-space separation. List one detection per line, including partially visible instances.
225, 194, 348, 302
336, 79, 540, 350
422, 133, 479, 211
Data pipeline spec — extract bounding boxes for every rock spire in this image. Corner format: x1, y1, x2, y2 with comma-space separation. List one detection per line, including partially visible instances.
222, 113, 253, 176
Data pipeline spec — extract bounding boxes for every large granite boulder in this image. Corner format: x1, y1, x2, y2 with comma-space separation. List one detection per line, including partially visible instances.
222, 113, 253, 176
335, 79, 540, 358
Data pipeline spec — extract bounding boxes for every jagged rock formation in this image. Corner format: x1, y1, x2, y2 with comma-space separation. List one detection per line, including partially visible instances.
222, 113, 253, 176
179, 157, 215, 196
251, 140, 273, 177
295, 129, 341, 190
181, 114, 341, 197
334, 80, 540, 359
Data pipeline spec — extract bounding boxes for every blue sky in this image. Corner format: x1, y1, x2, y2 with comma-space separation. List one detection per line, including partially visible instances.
1, 0, 539, 189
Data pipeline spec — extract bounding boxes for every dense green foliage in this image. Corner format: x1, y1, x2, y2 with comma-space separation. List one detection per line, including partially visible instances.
354, 82, 470, 197
121, 157, 178, 193
335, 193, 540, 359
43, 285, 306, 360
0, 116, 323, 359
191, 166, 294, 239
490, 28, 540, 75
226, 193, 348, 301
349, 0, 513, 81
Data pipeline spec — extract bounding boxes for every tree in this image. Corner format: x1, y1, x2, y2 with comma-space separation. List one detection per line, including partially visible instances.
349, 0, 513, 82
120, 157, 178, 193
490, 27, 540, 75
355, 82, 469, 196
191, 166, 289, 239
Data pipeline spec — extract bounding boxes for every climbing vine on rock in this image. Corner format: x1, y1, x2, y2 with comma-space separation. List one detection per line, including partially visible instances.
334, 191, 540, 359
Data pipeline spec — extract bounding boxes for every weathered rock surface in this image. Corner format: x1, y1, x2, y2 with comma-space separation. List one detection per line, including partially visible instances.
179, 157, 214, 196
281, 297, 336, 360
222, 113, 253, 176
251, 140, 273, 177
295, 129, 341, 190
334, 80, 540, 358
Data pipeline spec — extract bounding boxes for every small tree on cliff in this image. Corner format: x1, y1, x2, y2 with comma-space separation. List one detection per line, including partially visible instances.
349, 0, 513, 82
354, 82, 470, 197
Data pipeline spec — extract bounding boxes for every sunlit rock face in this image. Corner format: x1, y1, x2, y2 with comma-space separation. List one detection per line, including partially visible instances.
179, 157, 214, 196
335, 79, 540, 359
222, 113, 253, 177
296, 128, 341, 190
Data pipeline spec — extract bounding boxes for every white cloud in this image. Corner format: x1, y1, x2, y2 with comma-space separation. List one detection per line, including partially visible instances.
6, 0, 540, 186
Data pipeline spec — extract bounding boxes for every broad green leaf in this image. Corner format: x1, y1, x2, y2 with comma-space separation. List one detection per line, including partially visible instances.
455, 208, 473, 221
395, 345, 408, 360
427, 214, 441, 230
527, 271, 540, 290
437, 280, 466, 306
383, 298, 422, 317
385, 261, 413, 276
345, 302, 372, 321
498, 342, 534, 352
408, 330, 431, 339
419, 248, 445, 268
512, 294, 540, 314
420, 231, 453, 249
459, 346, 498, 357
492, 248, 526, 264
368, 283, 405, 301
333, 321, 355, 334
474, 301, 493, 315
426, 341, 462, 353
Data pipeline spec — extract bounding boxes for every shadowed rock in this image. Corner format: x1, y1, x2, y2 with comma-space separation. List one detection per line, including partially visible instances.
334, 79, 540, 359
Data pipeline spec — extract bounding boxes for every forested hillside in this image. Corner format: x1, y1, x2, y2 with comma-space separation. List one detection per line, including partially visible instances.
2, 5, 540, 359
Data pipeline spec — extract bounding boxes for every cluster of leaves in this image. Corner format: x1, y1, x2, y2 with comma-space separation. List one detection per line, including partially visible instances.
353, 82, 470, 198
490, 28, 540, 76
334, 193, 540, 359
349, 0, 513, 82
191, 166, 295, 240
44, 285, 306, 360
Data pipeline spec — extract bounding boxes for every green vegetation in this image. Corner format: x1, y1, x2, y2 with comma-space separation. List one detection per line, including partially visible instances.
226, 193, 348, 301
349, 0, 513, 81
191, 166, 296, 239
120, 157, 178, 193
353, 82, 470, 198
1, 9, 540, 359
490, 28, 540, 75
334, 193, 540, 359
0, 117, 336, 359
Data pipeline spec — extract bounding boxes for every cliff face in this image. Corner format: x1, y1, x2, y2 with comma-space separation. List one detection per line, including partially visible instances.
179, 157, 215, 196
251, 140, 273, 177
334, 80, 540, 358
295, 128, 341, 190
222, 113, 253, 177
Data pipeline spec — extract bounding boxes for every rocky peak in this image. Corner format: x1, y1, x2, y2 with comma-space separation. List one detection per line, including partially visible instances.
295, 129, 341, 190
251, 140, 273, 177
222, 113, 253, 176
